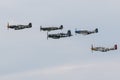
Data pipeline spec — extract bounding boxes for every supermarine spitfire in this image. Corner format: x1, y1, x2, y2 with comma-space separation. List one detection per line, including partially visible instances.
91, 44, 117, 52
75, 28, 98, 35
40, 25, 63, 31
47, 30, 72, 39
7, 23, 32, 30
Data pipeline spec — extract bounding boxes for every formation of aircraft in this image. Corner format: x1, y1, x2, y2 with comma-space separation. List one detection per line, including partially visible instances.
75, 28, 98, 35
5, 22, 118, 52
40, 25, 72, 39
7, 23, 32, 30
47, 30, 72, 39
40, 25, 63, 31
91, 44, 117, 52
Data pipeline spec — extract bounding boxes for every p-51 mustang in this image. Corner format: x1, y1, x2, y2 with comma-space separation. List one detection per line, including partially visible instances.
47, 30, 72, 39
91, 44, 117, 52
40, 25, 63, 31
75, 28, 98, 35
7, 23, 32, 30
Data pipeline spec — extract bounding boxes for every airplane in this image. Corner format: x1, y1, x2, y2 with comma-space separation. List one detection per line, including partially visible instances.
47, 30, 72, 39
7, 23, 32, 30
40, 25, 63, 31
91, 44, 117, 52
75, 28, 98, 35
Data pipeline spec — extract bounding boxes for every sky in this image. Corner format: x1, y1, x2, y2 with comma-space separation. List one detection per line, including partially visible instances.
0, 0, 120, 80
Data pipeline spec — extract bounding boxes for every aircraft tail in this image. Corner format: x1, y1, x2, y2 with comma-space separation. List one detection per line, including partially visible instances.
28, 23, 32, 27
60, 25, 63, 29
67, 30, 72, 37
95, 28, 98, 33
114, 44, 117, 50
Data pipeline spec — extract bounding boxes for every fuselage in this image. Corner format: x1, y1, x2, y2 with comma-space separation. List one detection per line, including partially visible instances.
75, 28, 98, 35
41, 27, 60, 31
48, 30, 72, 39
8, 23, 32, 30
40, 25, 63, 31
48, 33, 70, 39
92, 47, 116, 52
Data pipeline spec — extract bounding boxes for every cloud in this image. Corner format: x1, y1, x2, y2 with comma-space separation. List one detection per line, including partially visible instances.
0, 64, 81, 80
0, 62, 120, 80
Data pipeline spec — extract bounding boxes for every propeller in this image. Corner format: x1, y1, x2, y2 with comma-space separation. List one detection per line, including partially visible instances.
75, 28, 77, 35
91, 44, 93, 53
47, 31, 48, 40
7, 22, 9, 30
40, 26, 42, 31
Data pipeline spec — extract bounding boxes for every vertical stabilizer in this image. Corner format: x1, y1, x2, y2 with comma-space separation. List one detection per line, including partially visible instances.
67, 30, 72, 37
29, 23, 32, 27
95, 28, 98, 33
60, 25, 63, 29
114, 44, 117, 50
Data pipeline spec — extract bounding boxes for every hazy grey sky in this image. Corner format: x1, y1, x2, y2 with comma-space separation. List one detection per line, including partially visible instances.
0, 0, 120, 80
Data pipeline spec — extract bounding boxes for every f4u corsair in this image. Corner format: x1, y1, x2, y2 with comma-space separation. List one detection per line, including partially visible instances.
91, 44, 117, 52
7, 23, 32, 30
47, 30, 72, 39
75, 28, 98, 35
40, 25, 63, 31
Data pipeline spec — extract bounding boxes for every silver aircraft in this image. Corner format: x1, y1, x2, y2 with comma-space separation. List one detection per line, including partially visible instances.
75, 28, 98, 35
91, 44, 117, 52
